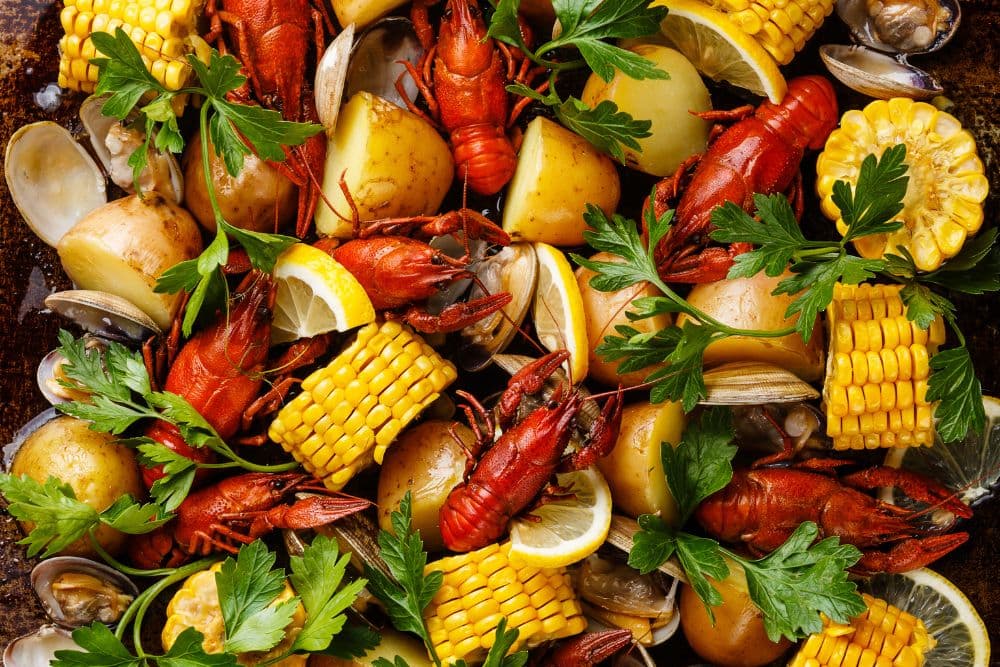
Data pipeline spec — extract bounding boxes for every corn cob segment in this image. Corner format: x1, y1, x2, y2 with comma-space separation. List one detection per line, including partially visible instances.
817, 99, 989, 272
424, 542, 588, 665
58, 0, 205, 93
789, 593, 935, 667
705, 0, 835, 64
268, 321, 458, 490
824, 283, 945, 450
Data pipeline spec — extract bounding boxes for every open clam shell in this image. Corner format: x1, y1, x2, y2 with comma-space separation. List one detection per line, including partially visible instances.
79, 95, 183, 203
3, 626, 82, 667
836, 0, 960, 53
4, 121, 107, 247
315, 23, 355, 132
44, 290, 161, 343
345, 17, 424, 110
31, 556, 138, 629
820, 44, 944, 99
700, 362, 820, 405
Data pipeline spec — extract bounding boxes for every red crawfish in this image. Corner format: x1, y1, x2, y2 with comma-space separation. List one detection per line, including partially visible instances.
695, 460, 972, 574
648, 75, 840, 282
128, 472, 371, 569
204, 0, 334, 236
439, 351, 624, 552
399, 0, 540, 196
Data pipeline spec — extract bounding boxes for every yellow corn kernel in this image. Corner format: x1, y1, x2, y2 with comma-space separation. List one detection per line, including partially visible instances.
697, 0, 834, 64
823, 284, 943, 450
789, 594, 935, 667
269, 321, 457, 490
424, 543, 586, 664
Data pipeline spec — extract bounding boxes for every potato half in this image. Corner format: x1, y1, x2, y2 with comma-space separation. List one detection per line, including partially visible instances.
678, 270, 825, 381
502, 116, 620, 247
581, 45, 711, 177
315, 92, 453, 238
10, 416, 143, 557
330, 0, 408, 30
57, 193, 203, 330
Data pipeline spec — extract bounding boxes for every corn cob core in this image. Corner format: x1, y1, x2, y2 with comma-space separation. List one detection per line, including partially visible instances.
697, 0, 835, 64
789, 593, 935, 667
823, 283, 945, 450
268, 321, 458, 491
816, 98, 989, 272
424, 542, 588, 665
58, 0, 205, 93
162, 563, 307, 667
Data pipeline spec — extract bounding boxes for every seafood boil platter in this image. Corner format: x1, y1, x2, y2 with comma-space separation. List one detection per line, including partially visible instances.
0, 0, 998, 665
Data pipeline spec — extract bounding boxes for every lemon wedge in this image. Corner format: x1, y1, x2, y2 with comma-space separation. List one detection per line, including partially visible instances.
654, 0, 787, 102
508, 467, 613, 568
865, 568, 990, 667
532, 242, 589, 383
271, 243, 375, 344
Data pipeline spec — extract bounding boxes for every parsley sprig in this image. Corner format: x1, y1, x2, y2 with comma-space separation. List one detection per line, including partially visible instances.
628, 408, 867, 641
53, 330, 297, 512
489, 0, 668, 161
90, 28, 316, 336
366, 493, 529, 667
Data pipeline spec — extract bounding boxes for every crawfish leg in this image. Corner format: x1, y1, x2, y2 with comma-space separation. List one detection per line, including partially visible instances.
842, 467, 973, 519
559, 388, 624, 472
396, 52, 440, 124
186, 526, 252, 556
855, 533, 969, 574
454, 390, 496, 468
392, 292, 512, 334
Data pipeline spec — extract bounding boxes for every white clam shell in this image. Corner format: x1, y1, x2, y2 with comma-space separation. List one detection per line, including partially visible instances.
345, 17, 424, 110
820, 44, 943, 99
31, 556, 138, 629
315, 23, 355, 132
3, 626, 81, 667
4, 121, 107, 247
44, 290, 161, 342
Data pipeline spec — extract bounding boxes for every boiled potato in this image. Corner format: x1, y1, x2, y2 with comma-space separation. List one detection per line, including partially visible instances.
680, 566, 793, 666
309, 628, 431, 666
184, 131, 297, 233
576, 252, 671, 387
10, 416, 143, 557
330, 0, 407, 30
57, 193, 203, 330
502, 116, 620, 247
377, 420, 471, 552
315, 92, 453, 238
596, 401, 685, 524
581, 45, 711, 177
677, 270, 824, 381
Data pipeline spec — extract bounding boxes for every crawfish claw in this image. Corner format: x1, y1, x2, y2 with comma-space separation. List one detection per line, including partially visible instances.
560, 387, 624, 472
542, 629, 634, 667
243, 493, 373, 538
842, 466, 973, 520
855, 532, 969, 574
396, 292, 513, 334
497, 351, 571, 428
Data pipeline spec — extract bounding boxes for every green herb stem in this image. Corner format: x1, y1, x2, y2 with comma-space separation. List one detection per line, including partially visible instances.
199, 102, 226, 228
89, 533, 184, 578
126, 559, 216, 654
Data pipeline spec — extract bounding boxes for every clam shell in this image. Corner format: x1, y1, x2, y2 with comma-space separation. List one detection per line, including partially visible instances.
3, 626, 81, 667
44, 290, 161, 342
459, 244, 538, 371
345, 17, 424, 109
4, 121, 107, 247
836, 0, 960, 53
2, 409, 58, 470
36, 349, 74, 406
820, 44, 943, 99
700, 361, 820, 405
315, 23, 355, 132
31, 556, 138, 628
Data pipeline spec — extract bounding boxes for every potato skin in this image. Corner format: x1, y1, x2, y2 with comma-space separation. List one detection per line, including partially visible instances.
10, 416, 143, 557
680, 569, 793, 666
56, 193, 203, 330
329, 0, 408, 30
377, 420, 471, 552
582, 45, 711, 176
575, 252, 671, 387
596, 401, 685, 524
502, 117, 620, 246
315, 92, 453, 238
678, 270, 825, 381
184, 131, 297, 233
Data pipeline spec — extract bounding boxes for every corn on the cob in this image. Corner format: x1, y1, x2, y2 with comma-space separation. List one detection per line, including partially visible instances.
268, 321, 458, 491
823, 283, 945, 450
58, 0, 205, 93
789, 593, 936, 667
705, 0, 835, 64
817, 98, 989, 272
162, 563, 307, 667
424, 542, 588, 665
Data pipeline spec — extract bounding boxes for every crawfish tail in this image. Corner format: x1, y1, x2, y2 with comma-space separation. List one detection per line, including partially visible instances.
451, 124, 517, 196
439, 481, 513, 552
757, 75, 839, 151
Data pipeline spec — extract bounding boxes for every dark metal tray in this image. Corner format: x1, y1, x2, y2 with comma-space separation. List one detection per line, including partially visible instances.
1, 0, 997, 662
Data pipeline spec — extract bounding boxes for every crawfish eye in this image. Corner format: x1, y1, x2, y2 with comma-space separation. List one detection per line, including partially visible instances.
468, 3, 481, 17
443, 7, 452, 19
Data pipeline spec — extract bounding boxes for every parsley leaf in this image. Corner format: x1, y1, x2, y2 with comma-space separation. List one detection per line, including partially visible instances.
90, 30, 161, 120
52, 622, 143, 667
674, 531, 730, 614
900, 283, 956, 331
217, 540, 300, 654
572, 204, 662, 288
316, 624, 381, 659
712, 196, 811, 279
928, 346, 986, 441
922, 228, 1000, 294
137, 441, 198, 512
159, 627, 240, 667
836, 144, 908, 242
661, 407, 736, 521
365, 492, 444, 663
